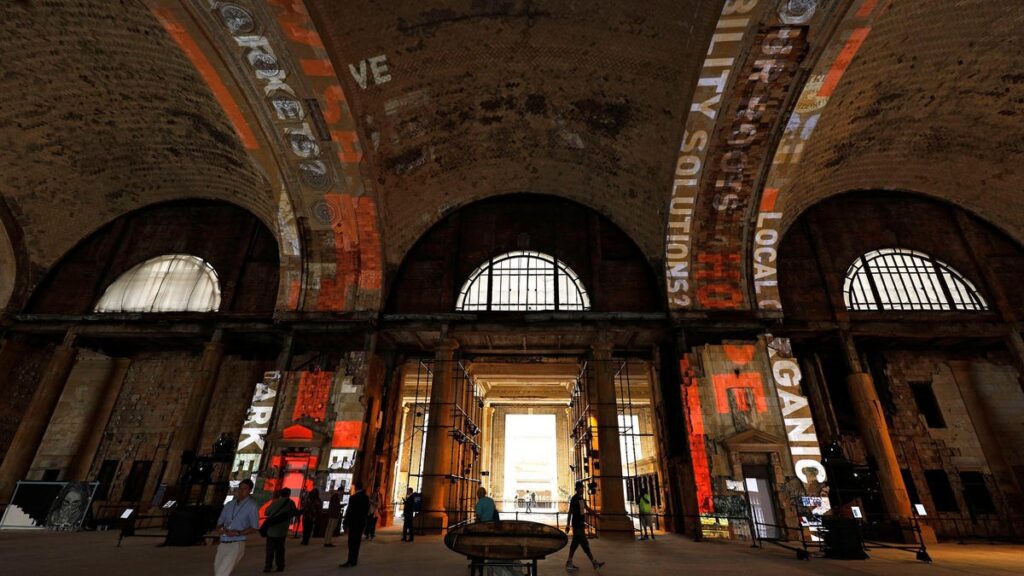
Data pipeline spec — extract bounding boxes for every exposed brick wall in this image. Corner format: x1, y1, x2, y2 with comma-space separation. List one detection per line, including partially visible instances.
305, 0, 724, 267
838, 350, 1024, 538
0, 0, 273, 306
92, 351, 200, 503
780, 1, 1024, 247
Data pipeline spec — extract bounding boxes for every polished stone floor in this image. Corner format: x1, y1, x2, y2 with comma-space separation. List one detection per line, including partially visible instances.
1, 525, 1022, 575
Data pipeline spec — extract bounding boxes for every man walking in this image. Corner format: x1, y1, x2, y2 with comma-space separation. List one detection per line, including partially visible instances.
565, 481, 604, 572
401, 487, 417, 542
323, 490, 342, 547
262, 488, 297, 572
340, 481, 370, 568
214, 478, 260, 576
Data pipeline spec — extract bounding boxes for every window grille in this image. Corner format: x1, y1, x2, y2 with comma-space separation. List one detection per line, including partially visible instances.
95, 254, 221, 313
843, 248, 987, 311
456, 251, 590, 311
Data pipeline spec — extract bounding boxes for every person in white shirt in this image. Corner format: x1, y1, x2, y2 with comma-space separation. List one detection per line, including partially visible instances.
214, 478, 261, 576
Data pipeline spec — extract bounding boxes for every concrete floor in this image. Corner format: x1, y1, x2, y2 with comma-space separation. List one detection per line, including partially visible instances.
1, 525, 1022, 576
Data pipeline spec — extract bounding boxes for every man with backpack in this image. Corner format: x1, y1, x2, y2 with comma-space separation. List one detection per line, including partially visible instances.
261, 488, 297, 573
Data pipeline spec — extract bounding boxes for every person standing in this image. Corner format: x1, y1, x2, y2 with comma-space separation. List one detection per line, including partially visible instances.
474, 487, 498, 522
214, 478, 260, 576
364, 489, 380, 540
638, 488, 655, 541
340, 481, 370, 568
323, 490, 342, 547
401, 487, 417, 542
262, 488, 297, 573
565, 481, 604, 572
300, 488, 321, 546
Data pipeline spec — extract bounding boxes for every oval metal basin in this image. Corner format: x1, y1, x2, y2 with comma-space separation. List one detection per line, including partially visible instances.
444, 520, 569, 560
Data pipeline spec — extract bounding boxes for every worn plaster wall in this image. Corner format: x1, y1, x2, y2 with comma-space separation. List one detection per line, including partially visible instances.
29, 351, 117, 479
0, 341, 52, 464
91, 351, 200, 504
845, 350, 1024, 538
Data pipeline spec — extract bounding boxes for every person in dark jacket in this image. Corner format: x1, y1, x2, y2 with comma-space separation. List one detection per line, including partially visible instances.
401, 487, 417, 542
323, 490, 342, 547
262, 488, 297, 573
340, 481, 370, 568
300, 488, 321, 546
565, 481, 604, 572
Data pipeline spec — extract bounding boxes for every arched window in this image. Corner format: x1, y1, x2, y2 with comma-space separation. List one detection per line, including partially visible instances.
95, 254, 221, 313
843, 248, 987, 311
456, 251, 590, 311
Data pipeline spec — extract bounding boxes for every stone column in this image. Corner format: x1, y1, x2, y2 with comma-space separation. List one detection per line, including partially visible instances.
418, 338, 459, 533
480, 401, 494, 493
0, 331, 79, 504
164, 330, 225, 487
67, 357, 132, 481
840, 333, 912, 521
590, 343, 633, 536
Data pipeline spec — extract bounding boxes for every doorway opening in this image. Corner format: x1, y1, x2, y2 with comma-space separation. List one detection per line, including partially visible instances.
384, 354, 666, 536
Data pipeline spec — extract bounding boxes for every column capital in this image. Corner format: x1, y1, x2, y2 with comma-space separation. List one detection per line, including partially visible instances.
437, 337, 460, 352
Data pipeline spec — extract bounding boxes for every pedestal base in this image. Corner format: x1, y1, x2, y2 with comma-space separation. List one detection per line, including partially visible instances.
416, 511, 449, 534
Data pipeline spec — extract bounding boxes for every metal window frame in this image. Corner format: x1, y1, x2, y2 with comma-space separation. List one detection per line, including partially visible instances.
842, 248, 988, 312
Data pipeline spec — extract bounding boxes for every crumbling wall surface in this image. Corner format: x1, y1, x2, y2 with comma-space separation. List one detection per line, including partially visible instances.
198, 355, 272, 454
29, 351, 116, 478
92, 351, 200, 502
881, 350, 1023, 537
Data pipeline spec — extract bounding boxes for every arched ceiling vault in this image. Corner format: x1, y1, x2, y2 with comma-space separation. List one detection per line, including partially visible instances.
781, 0, 1024, 239
0, 0, 273, 305
305, 0, 725, 269
4, 0, 1023, 318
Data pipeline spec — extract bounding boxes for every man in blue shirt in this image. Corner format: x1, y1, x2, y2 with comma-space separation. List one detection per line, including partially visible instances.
215, 478, 261, 576
474, 487, 498, 522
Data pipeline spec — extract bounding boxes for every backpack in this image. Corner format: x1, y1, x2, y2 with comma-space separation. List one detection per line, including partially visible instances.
410, 492, 423, 512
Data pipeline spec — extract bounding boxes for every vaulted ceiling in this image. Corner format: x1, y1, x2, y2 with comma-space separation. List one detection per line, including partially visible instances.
2, 0, 1023, 316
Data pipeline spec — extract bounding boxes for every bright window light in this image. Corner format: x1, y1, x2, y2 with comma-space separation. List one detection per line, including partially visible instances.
456, 251, 590, 311
843, 248, 987, 312
94, 254, 221, 313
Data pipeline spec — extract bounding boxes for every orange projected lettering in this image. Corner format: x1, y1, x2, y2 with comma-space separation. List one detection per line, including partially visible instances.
722, 344, 755, 365
152, 8, 258, 150
818, 28, 870, 98
302, 58, 336, 77
320, 85, 350, 125
268, 0, 324, 48
292, 371, 334, 421
331, 131, 364, 164
332, 421, 363, 448
681, 357, 714, 514
283, 424, 314, 441
317, 195, 382, 310
712, 373, 768, 414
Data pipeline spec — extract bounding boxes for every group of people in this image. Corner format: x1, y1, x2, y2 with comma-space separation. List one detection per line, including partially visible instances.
474, 482, 606, 572
214, 478, 652, 575
212, 479, 381, 575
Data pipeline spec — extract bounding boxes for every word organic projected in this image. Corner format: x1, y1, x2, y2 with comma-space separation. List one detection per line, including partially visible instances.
765, 336, 829, 540
230, 371, 282, 486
